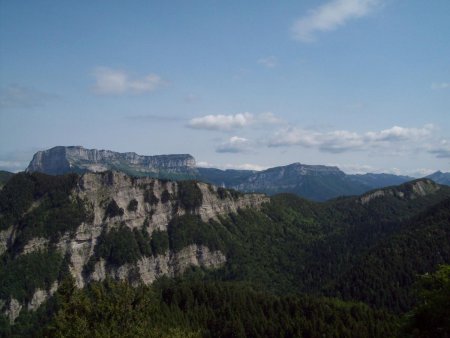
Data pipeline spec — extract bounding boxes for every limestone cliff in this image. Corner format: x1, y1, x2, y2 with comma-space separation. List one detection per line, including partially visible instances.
26, 146, 197, 177
60, 171, 267, 287
359, 179, 440, 205
1, 171, 268, 321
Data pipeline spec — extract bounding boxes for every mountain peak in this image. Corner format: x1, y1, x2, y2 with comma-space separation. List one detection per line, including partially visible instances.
359, 178, 440, 205
426, 170, 450, 185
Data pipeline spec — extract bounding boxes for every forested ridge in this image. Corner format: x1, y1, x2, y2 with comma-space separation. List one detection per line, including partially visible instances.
0, 172, 449, 337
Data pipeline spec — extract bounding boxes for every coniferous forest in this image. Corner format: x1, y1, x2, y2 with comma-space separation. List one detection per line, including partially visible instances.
0, 172, 449, 337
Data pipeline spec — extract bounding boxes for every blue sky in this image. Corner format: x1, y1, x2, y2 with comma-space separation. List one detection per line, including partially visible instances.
0, 0, 449, 175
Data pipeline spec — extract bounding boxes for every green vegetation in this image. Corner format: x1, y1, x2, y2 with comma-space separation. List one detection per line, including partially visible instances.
1, 173, 450, 337
161, 189, 171, 203
0, 170, 14, 189
327, 198, 450, 313
402, 265, 450, 337
91, 226, 169, 269
167, 215, 226, 252
0, 250, 64, 303
216, 186, 228, 199
217, 186, 242, 200
94, 226, 145, 267
0, 172, 89, 252
104, 199, 124, 219
4, 278, 398, 337
151, 229, 169, 255
144, 190, 159, 205
127, 198, 138, 211
177, 181, 202, 211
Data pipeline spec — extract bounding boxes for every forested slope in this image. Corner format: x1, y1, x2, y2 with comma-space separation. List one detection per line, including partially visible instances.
1, 173, 449, 337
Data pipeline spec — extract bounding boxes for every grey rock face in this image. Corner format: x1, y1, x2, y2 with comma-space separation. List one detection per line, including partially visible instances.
359, 179, 440, 205
26, 146, 197, 176
90, 245, 226, 286
0, 170, 268, 320
66, 171, 267, 287
4, 299, 22, 324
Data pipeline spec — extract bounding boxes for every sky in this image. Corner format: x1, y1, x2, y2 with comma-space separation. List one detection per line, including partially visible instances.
0, 0, 449, 176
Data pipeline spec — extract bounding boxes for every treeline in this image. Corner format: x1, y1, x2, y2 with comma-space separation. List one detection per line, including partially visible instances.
0, 172, 90, 253
1, 278, 398, 338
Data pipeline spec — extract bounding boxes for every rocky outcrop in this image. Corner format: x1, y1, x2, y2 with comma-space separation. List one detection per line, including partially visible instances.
0, 227, 13, 256
76, 171, 268, 231
4, 298, 22, 324
63, 171, 267, 287
359, 179, 440, 205
22, 237, 49, 255
26, 146, 197, 176
88, 245, 226, 286
0, 170, 268, 320
2, 282, 59, 323
27, 281, 59, 311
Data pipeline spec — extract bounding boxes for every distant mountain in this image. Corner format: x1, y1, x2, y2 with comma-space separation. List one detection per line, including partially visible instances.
199, 163, 416, 201
230, 163, 370, 201
26, 146, 197, 179
426, 170, 450, 185
347, 172, 412, 189
26, 146, 430, 201
197, 167, 255, 187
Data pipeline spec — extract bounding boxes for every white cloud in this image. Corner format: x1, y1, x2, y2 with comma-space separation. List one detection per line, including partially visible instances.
428, 139, 450, 158
269, 124, 434, 153
257, 112, 283, 125
216, 136, 251, 153
269, 128, 321, 148
188, 113, 252, 131
0, 160, 27, 172
431, 82, 450, 90
258, 56, 278, 68
92, 67, 167, 95
335, 163, 377, 174
187, 112, 282, 131
412, 168, 437, 177
0, 85, 57, 109
291, 0, 380, 42
365, 124, 434, 142
197, 161, 265, 171
226, 163, 266, 171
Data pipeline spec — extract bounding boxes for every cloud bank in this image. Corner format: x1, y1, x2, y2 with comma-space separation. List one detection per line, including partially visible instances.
216, 136, 251, 153
291, 0, 380, 42
92, 67, 167, 95
428, 140, 450, 158
187, 112, 281, 131
268, 124, 434, 153
0, 85, 56, 109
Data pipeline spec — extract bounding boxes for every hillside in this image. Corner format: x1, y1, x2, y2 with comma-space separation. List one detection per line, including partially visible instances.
0, 171, 14, 190
1, 172, 449, 336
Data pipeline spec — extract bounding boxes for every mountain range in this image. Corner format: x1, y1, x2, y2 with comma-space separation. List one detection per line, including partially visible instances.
24, 146, 449, 201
